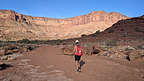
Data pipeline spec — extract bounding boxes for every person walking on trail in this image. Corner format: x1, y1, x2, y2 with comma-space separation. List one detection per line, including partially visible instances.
73, 40, 83, 72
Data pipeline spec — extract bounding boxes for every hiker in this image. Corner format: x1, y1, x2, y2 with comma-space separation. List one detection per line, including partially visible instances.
73, 40, 83, 72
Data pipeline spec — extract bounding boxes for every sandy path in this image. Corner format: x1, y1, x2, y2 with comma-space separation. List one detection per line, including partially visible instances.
20, 45, 144, 81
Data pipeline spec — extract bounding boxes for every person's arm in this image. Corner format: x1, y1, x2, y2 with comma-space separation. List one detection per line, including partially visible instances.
73, 46, 76, 55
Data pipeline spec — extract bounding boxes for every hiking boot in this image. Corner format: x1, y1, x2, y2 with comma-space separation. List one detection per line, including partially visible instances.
77, 68, 81, 72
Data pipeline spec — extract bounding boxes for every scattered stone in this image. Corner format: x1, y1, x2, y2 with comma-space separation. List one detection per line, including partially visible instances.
0, 49, 5, 56
7, 53, 22, 61
0, 44, 38, 58
103, 51, 110, 56
19, 47, 28, 53
128, 50, 144, 61
5, 49, 14, 55
1, 56, 8, 60
125, 46, 135, 51
21, 59, 31, 62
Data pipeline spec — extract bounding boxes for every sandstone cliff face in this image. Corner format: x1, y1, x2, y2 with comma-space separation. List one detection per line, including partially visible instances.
61, 11, 127, 25
0, 10, 128, 40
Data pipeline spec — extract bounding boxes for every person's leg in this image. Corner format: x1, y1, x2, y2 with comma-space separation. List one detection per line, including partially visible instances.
78, 56, 81, 68
77, 56, 81, 72
74, 55, 78, 70
75, 55, 81, 72
75, 60, 79, 70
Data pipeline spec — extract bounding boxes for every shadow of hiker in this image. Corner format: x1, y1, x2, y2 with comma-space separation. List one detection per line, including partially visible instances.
0, 63, 13, 70
80, 60, 85, 69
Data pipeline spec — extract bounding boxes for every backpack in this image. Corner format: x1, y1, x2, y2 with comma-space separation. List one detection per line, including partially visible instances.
75, 46, 83, 56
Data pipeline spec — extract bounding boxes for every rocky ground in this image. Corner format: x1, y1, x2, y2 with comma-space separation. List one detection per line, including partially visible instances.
0, 44, 144, 81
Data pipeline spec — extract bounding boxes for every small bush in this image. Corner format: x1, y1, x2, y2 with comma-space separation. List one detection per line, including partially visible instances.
95, 30, 101, 34
0, 43, 8, 48
81, 34, 87, 38
56, 39, 63, 45
90, 30, 101, 37
29, 40, 40, 44
108, 29, 114, 33
18, 39, 30, 44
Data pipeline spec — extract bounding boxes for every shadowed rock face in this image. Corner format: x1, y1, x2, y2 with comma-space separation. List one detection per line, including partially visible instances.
96, 16, 144, 41
0, 10, 128, 40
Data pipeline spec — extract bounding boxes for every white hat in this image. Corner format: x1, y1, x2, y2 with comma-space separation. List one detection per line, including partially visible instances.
75, 40, 79, 43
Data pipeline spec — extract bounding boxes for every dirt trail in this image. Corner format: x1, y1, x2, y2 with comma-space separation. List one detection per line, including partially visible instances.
1, 45, 143, 81
21, 45, 143, 81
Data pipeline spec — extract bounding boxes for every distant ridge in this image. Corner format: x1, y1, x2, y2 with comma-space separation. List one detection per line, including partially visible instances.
0, 9, 128, 41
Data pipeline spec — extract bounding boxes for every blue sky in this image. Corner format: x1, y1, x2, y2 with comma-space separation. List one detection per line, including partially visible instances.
0, 0, 143, 18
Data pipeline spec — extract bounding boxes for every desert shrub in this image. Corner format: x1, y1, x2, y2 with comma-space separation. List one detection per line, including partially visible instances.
0, 43, 7, 48
90, 30, 101, 37
5, 41, 17, 45
81, 34, 87, 38
95, 30, 101, 34
18, 39, 30, 44
29, 40, 40, 44
56, 39, 63, 45
108, 29, 114, 33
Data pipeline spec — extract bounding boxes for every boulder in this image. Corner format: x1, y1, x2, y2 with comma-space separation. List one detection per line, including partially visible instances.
102, 51, 112, 57
91, 46, 101, 55
7, 53, 21, 60
125, 46, 135, 51
1, 56, 8, 60
62, 47, 73, 55
128, 50, 144, 61
4, 44, 18, 50
19, 47, 29, 53
0, 49, 5, 56
5, 49, 15, 55
0, 63, 12, 70
3, 44, 37, 55
4, 44, 19, 55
